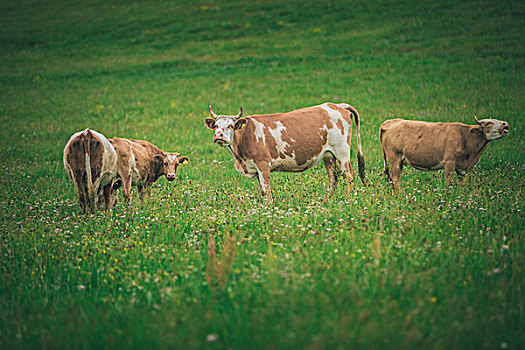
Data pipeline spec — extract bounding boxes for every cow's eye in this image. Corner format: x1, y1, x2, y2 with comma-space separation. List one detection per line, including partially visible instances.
164, 162, 168, 166
227, 125, 234, 129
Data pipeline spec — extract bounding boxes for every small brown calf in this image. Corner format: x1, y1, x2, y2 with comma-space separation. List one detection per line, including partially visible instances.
109, 138, 189, 202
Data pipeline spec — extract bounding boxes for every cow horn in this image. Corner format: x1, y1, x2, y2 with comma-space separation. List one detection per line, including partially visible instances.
236, 106, 243, 119
474, 115, 481, 124
209, 105, 218, 119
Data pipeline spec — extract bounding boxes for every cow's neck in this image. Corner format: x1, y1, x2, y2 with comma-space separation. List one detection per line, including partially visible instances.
152, 151, 165, 182
226, 144, 236, 158
466, 131, 490, 169
230, 130, 244, 160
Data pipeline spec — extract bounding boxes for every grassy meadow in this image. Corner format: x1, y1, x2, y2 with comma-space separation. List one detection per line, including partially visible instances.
1, 0, 524, 348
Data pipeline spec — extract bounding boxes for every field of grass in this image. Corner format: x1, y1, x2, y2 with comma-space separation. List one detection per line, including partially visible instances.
1, 0, 524, 348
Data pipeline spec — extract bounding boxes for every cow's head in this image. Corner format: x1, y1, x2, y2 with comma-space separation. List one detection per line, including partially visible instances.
470, 116, 510, 141
154, 152, 190, 181
97, 178, 122, 211
204, 105, 246, 147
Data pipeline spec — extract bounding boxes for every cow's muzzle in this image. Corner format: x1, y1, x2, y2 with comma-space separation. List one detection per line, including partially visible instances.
166, 174, 176, 181
214, 138, 227, 146
501, 124, 509, 135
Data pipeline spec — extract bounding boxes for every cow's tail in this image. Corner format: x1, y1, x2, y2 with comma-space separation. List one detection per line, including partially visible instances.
345, 105, 366, 184
81, 129, 96, 212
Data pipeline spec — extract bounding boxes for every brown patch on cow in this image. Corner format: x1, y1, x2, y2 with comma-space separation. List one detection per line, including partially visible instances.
340, 107, 354, 125
292, 127, 327, 166
326, 103, 353, 125
321, 109, 334, 130
232, 119, 272, 163
279, 107, 331, 165
69, 137, 104, 183
262, 125, 281, 160
336, 119, 344, 134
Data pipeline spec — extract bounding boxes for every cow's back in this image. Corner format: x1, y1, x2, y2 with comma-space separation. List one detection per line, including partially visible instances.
380, 119, 469, 169
236, 103, 352, 169
109, 137, 162, 186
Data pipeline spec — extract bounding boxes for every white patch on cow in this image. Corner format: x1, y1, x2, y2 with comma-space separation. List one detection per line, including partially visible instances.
266, 121, 309, 171
320, 103, 344, 129
268, 121, 291, 156
127, 143, 141, 185
252, 119, 266, 145
84, 151, 94, 200
167, 154, 177, 163
334, 103, 363, 155
319, 104, 351, 171
89, 129, 118, 185
336, 103, 350, 109
479, 118, 503, 140
243, 159, 259, 176
214, 117, 236, 146
256, 168, 270, 193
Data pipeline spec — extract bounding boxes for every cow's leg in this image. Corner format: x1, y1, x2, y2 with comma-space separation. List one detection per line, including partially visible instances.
256, 164, 273, 204
341, 161, 356, 195
382, 148, 391, 180
444, 162, 456, 185
323, 158, 338, 199
385, 151, 402, 189
75, 177, 89, 213
334, 155, 355, 195
333, 147, 354, 195
101, 183, 112, 210
87, 188, 97, 213
456, 169, 467, 184
77, 189, 87, 214
120, 174, 132, 204
138, 183, 152, 199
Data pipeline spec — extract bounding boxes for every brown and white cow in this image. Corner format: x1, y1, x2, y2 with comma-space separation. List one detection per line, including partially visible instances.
380, 116, 509, 189
204, 103, 366, 203
109, 138, 189, 203
63, 129, 121, 213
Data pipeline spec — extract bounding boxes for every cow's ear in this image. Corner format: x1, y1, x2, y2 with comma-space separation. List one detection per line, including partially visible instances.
234, 118, 247, 130
469, 127, 482, 135
204, 118, 216, 129
178, 156, 189, 165
154, 155, 164, 162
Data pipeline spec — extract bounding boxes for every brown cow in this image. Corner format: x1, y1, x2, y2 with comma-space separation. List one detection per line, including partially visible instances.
63, 129, 122, 213
380, 116, 509, 189
109, 138, 189, 203
204, 103, 366, 203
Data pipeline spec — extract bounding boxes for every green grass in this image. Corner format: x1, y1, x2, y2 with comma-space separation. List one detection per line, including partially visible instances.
0, 0, 524, 348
